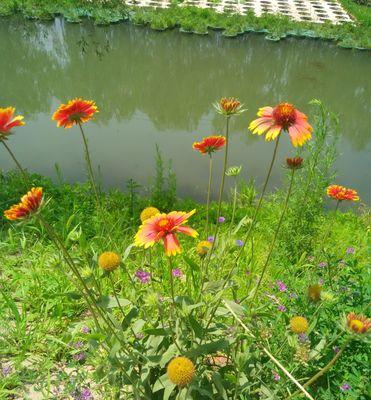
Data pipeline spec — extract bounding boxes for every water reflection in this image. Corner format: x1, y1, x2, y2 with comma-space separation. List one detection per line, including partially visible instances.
1, 17, 370, 202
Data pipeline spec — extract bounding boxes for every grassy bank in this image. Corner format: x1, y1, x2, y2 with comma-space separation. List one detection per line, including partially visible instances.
0, 0, 370, 49
1, 100, 370, 398
0, 172, 369, 399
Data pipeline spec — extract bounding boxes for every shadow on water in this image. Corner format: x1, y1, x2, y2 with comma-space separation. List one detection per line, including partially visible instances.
0, 17, 370, 202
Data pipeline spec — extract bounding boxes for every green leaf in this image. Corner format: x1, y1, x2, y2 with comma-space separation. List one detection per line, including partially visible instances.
211, 372, 228, 400
223, 299, 246, 318
183, 255, 200, 272
122, 307, 139, 331
188, 315, 204, 339
185, 339, 229, 358
203, 280, 225, 293
160, 344, 178, 367
96, 295, 131, 309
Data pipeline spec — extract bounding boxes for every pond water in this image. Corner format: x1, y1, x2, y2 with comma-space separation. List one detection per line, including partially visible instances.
1, 17, 370, 204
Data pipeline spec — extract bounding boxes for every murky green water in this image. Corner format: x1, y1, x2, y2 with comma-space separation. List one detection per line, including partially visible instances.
1, 18, 370, 203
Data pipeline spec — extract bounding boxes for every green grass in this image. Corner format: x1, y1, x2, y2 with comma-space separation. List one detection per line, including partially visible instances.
0, 0, 370, 49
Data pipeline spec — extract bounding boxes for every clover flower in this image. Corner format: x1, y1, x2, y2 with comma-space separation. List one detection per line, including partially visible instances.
172, 268, 183, 278
135, 270, 151, 284
276, 280, 287, 292
218, 216, 225, 223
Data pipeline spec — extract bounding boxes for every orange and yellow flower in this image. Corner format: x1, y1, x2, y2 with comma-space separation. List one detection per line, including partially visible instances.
347, 313, 370, 334
215, 97, 243, 116
52, 98, 98, 128
193, 135, 226, 155
4, 187, 43, 221
327, 185, 359, 202
249, 103, 312, 147
135, 210, 198, 256
0, 107, 25, 138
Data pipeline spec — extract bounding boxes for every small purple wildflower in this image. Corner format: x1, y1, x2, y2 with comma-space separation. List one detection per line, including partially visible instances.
135, 270, 151, 284
340, 383, 351, 391
298, 333, 308, 343
307, 255, 315, 262
207, 236, 215, 243
1, 365, 12, 376
276, 280, 287, 292
74, 341, 84, 349
318, 261, 327, 268
277, 304, 286, 312
346, 247, 355, 254
319, 278, 324, 285
272, 371, 281, 381
172, 268, 183, 278
236, 240, 244, 247
73, 351, 86, 362
218, 216, 225, 223
333, 346, 340, 354
81, 326, 90, 334
80, 388, 93, 400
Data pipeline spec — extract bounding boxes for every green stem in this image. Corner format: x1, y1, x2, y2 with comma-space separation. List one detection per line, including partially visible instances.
251, 168, 296, 302
205, 154, 213, 236
286, 337, 350, 399
168, 257, 175, 304
216, 116, 230, 223
322, 199, 340, 290
77, 122, 100, 207
200, 137, 281, 338
229, 177, 238, 231
236, 135, 281, 260
202, 116, 231, 274
1, 140, 29, 183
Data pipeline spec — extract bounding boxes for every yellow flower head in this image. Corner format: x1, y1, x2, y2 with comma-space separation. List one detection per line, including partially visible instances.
98, 251, 121, 272
347, 313, 370, 334
308, 284, 322, 302
140, 207, 160, 223
196, 240, 212, 257
290, 316, 309, 334
167, 357, 195, 387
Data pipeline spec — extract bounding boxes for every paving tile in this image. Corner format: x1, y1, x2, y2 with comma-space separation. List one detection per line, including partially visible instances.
126, 0, 353, 24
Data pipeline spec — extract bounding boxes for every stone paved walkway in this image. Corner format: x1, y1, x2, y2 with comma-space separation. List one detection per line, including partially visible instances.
125, 0, 353, 24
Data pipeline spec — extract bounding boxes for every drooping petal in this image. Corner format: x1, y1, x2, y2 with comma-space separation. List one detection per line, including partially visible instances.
249, 117, 273, 133
257, 106, 273, 118
168, 209, 196, 226
175, 225, 198, 238
265, 125, 282, 141
164, 233, 181, 256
